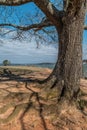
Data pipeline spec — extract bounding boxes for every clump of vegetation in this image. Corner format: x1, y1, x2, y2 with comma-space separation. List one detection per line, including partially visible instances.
3, 60, 11, 66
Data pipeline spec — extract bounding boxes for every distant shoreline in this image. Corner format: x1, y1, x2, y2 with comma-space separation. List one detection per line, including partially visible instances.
0, 60, 87, 66
0, 63, 55, 69
0, 62, 87, 78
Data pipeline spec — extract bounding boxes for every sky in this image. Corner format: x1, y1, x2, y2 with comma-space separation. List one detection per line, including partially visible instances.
0, 38, 58, 64
0, 2, 87, 64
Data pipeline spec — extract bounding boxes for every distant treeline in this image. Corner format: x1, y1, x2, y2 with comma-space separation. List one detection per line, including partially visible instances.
0, 63, 54, 65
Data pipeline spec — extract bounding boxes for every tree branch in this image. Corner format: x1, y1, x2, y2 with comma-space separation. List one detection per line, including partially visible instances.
63, 0, 66, 11
84, 25, 87, 30
0, 19, 53, 31
0, 0, 32, 6
0, 0, 63, 32
34, 0, 63, 28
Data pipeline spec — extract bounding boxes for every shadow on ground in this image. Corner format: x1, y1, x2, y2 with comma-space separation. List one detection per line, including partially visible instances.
0, 68, 56, 130
0, 68, 87, 130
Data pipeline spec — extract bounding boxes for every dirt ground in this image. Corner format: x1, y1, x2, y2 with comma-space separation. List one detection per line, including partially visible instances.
0, 66, 87, 130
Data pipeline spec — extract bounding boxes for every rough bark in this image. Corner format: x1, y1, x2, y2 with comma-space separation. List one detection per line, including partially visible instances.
0, 0, 32, 5
56, 1, 86, 102
84, 25, 87, 30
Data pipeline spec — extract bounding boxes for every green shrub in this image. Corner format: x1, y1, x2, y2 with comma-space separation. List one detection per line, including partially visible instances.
3, 60, 11, 66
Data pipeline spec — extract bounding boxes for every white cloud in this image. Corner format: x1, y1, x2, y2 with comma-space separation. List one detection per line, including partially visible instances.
0, 38, 58, 64
0, 28, 86, 64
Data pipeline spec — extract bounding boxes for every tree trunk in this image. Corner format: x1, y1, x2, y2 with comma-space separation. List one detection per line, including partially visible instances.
34, 0, 86, 105
55, 5, 86, 102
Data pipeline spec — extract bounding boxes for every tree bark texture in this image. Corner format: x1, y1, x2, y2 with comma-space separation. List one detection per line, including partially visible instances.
56, 2, 86, 100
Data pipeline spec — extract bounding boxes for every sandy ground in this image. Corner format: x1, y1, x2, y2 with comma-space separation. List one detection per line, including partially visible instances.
0, 66, 87, 130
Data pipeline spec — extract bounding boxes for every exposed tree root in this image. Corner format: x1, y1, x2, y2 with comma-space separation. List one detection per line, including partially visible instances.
0, 67, 87, 130
0, 103, 14, 114
0, 82, 87, 130
0, 103, 30, 124
37, 60, 58, 84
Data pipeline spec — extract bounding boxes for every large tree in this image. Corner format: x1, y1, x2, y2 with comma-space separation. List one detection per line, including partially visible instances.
0, 0, 87, 106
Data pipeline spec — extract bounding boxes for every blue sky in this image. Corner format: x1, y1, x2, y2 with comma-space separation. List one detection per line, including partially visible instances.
19, 3, 87, 44
1, 2, 86, 44
83, 30, 87, 44
83, 13, 87, 44
0, 2, 87, 64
